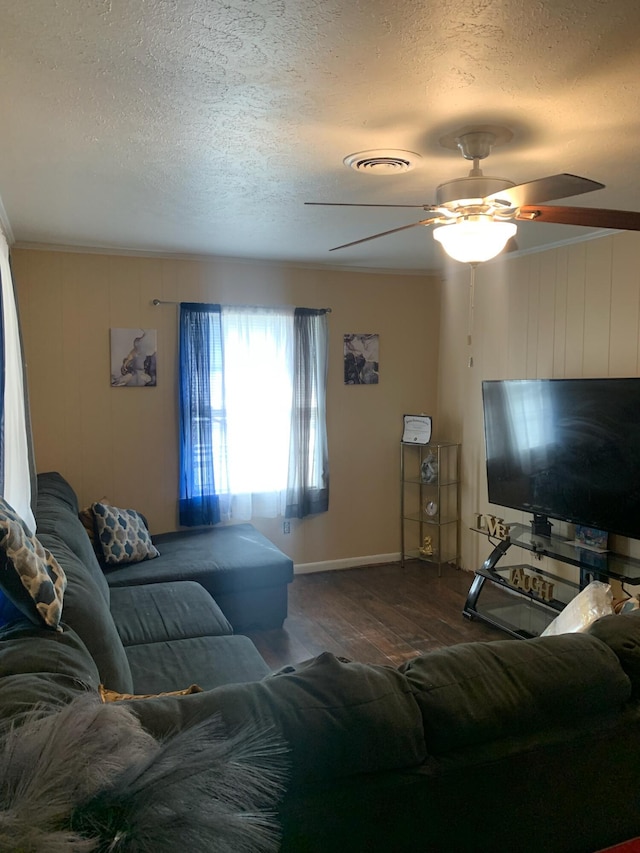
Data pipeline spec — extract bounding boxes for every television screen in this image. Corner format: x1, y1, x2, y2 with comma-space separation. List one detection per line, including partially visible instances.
482, 378, 640, 540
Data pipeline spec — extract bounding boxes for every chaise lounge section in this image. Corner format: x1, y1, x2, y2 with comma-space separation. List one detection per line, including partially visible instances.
107, 523, 293, 631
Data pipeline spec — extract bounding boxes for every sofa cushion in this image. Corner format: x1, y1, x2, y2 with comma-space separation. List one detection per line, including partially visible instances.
93, 502, 160, 566
36, 534, 133, 693
36, 472, 110, 604
127, 652, 426, 783
109, 581, 233, 646
260, 653, 426, 781
588, 610, 640, 696
0, 620, 99, 682
125, 634, 270, 694
35, 471, 80, 515
0, 498, 66, 631
399, 633, 631, 755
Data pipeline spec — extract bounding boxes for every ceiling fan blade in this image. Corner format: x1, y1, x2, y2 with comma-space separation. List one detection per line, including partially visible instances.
306, 202, 436, 209
486, 174, 604, 208
329, 217, 440, 251
517, 205, 640, 231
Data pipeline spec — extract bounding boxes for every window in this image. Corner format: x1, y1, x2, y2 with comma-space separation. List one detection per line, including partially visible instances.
179, 303, 329, 525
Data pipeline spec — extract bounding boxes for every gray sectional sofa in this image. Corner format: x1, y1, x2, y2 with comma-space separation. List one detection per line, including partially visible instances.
3, 470, 640, 850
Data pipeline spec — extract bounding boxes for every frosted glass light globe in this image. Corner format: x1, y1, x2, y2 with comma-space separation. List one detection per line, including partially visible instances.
433, 217, 517, 263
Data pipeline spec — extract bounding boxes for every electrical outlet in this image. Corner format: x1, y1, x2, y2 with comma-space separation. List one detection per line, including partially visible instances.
283, 521, 290, 534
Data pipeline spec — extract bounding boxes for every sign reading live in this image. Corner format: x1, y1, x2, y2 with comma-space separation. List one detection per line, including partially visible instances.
474, 513, 511, 541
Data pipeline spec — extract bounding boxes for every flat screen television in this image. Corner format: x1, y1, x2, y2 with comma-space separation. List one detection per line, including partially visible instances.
482, 377, 640, 540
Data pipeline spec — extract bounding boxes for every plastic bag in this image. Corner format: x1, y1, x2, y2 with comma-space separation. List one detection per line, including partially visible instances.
540, 580, 614, 637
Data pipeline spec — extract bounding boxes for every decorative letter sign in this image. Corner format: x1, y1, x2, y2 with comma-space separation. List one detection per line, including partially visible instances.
474, 512, 555, 604
509, 567, 555, 603
475, 513, 511, 541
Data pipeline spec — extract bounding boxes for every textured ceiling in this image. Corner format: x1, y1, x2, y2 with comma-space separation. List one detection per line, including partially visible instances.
1, 0, 640, 272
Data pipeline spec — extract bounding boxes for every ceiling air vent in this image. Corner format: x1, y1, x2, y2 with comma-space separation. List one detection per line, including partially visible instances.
343, 149, 422, 175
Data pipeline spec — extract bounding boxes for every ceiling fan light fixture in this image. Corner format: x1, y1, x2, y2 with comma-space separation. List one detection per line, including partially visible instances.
433, 217, 517, 263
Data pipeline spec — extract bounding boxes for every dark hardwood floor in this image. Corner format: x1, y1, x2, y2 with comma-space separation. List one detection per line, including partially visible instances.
246, 560, 504, 670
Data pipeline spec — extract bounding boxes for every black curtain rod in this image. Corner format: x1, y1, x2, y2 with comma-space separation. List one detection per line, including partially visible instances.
152, 299, 331, 313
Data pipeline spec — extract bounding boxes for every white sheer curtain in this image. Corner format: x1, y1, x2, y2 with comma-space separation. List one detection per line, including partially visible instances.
0, 228, 35, 532
215, 305, 295, 520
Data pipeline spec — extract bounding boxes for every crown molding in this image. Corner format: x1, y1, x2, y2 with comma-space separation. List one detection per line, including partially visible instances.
11, 228, 615, 276
502, 227, 616, 260
11, 240, 439, 277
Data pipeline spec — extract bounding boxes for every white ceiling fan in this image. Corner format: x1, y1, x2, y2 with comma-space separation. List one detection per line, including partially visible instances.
307, 129, 640, 264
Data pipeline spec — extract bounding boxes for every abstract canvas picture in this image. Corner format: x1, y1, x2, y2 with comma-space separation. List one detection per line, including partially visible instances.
110, 328, 157, 386
343, 333, 379, 385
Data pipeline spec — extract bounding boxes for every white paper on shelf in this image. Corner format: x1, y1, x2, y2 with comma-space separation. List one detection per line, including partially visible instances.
402, 414, 432, 444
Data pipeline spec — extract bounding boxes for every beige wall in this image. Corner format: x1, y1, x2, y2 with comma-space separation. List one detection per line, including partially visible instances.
437, 231, 640, 587
13, 248, 441, 568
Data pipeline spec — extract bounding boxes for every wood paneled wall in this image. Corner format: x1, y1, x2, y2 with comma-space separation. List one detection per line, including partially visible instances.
438, 231, 640, 585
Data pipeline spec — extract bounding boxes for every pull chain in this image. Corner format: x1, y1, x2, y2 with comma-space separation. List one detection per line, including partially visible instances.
467, 262, 477, 367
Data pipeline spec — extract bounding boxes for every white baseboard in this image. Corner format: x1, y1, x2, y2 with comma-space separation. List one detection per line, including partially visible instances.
294, 553, 401, 575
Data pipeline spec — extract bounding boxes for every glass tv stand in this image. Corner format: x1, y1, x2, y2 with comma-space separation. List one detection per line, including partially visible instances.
463, 520, 640, 639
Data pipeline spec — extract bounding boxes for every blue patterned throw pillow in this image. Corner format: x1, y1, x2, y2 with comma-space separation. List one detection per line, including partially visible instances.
93, 502, 160, 566
0, 498, 66, 630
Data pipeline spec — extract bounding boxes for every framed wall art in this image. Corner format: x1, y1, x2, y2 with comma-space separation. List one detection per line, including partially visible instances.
110, 328, 157, 387
343, 333, 379, 385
